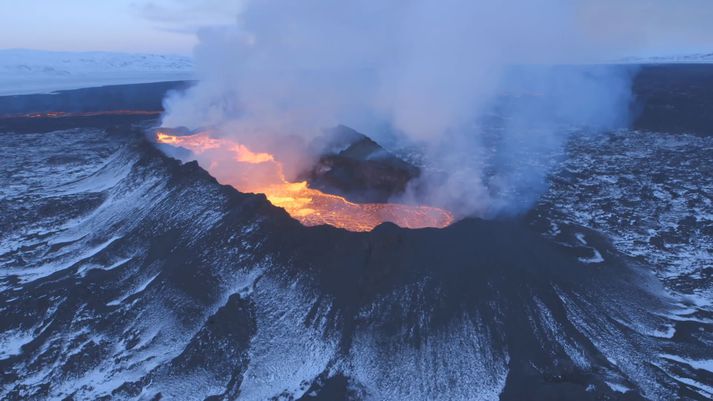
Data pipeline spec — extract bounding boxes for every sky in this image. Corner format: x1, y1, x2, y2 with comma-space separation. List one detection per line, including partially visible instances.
0, 0, 713, 57
0, 0, 242, 55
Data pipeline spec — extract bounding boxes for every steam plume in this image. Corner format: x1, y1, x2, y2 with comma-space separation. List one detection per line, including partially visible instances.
161, 0, 642, 218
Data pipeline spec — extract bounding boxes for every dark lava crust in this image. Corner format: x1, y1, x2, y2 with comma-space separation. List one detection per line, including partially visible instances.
302, 125, 420, 203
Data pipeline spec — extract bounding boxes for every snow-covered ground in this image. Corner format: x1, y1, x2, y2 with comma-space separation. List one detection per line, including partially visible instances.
0, 49, 194, 96
620, 52, 713, 64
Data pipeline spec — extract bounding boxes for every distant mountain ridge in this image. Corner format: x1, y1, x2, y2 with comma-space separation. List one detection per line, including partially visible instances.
620, 52, 713, 64
0, 49, 194, 96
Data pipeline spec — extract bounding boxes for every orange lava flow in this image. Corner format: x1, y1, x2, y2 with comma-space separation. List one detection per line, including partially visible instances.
156, 131, 454, 232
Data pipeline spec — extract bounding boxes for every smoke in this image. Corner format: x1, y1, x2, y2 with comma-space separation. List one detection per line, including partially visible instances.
161, 0, 644, 218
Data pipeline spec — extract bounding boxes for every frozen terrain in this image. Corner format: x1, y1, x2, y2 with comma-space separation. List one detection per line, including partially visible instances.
620, 52, 713, 64
0, 49, 194, 96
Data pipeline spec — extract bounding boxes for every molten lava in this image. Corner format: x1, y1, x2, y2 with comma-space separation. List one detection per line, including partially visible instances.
156, 131, 454, 232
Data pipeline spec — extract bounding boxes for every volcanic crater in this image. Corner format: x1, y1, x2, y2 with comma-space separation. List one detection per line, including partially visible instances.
155, 124, 455, 232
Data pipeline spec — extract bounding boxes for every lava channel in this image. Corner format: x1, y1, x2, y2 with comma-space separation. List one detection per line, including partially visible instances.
156, 130, 454, 232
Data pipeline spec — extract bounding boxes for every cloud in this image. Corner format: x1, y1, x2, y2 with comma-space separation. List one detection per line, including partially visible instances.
131, 0, 243, 33
577, 0, 713, 56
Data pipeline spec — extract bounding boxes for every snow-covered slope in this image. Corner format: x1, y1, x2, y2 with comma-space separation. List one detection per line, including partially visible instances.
0, 49, 194, 96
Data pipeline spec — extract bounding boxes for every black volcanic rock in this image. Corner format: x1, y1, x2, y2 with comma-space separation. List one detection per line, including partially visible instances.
1, 118, 709, 401
303, 125, 419, 203
2, 77, 713, 401
0, 81, 191, 116
633, 64, 713, 136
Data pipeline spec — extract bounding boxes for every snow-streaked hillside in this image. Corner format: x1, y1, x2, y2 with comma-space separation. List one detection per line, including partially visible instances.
1, 119, 711, 400
0, 49, 194, 96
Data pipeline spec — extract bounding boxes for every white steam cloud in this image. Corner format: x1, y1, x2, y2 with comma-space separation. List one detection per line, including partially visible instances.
162, 0, 648, 218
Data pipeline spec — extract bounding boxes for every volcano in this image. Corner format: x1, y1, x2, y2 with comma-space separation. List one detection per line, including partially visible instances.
1, 73, 713, 401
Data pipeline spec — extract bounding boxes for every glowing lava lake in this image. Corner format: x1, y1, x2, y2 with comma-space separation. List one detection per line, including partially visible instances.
156, 131, 454, 232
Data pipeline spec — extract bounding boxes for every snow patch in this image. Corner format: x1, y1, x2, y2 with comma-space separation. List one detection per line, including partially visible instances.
0, 331, 34, 359
660, 354, 713, 373
668, 374, 713, 398
605, 381, 631, 393
107, 272, 160, 306
579, 248, 605, 264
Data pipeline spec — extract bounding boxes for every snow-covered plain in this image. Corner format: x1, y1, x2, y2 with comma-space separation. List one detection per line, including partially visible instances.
620, 52, 713, 64
0, 49, 194, 96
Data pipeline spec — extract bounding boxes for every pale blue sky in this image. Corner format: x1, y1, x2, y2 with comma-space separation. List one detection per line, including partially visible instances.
0, 1, 712, 57
0, 0, 240, 55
